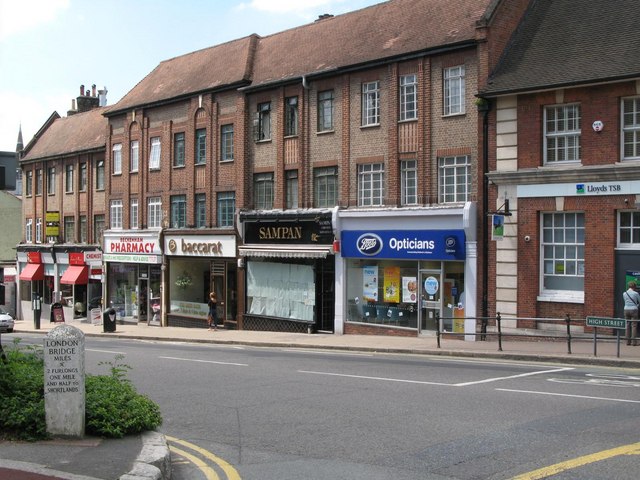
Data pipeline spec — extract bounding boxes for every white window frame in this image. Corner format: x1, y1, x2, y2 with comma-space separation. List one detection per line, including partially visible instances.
358, 163, 384, 206
443, 66, 465, 116
110, 200, 123, 230
617, 210, 640, 248
149, 137, 161, 170
25, 218, 33, 243
130, 198, 139, 229
438, 155, 470, 203
401, 159, 418, 205
65, 164, 74, 193
130, 140, 139, 172
96, 160, 105, 190
112, 143, 122, 174
148, 197, 162, 229
622, 96, 640, 161
539, 212, 585, 303
362, 81, 380, 126
35, 218, 42, 243
544, 104, 581, 164
399, 74, 417, 121
47, 167, 56, 195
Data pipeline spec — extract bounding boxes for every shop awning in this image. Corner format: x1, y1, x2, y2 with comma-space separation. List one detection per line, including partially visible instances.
60, 266, 88, 285
19, 263, 45, 281
238, 245, 333, 259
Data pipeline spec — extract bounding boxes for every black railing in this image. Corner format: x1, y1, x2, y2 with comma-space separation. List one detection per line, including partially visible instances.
435, 313, 631, 358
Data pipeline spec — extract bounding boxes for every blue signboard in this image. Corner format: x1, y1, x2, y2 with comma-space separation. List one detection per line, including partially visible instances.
341, 230, 466, 260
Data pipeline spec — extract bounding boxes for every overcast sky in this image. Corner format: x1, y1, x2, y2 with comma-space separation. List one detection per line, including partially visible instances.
0, 0, 381, 152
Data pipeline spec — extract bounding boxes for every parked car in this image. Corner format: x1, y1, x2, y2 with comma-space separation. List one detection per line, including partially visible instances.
0, 306, 15, 333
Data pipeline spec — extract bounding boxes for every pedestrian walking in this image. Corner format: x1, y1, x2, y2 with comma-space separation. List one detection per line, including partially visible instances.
622, 281, 640, 345
207, 291, 218, 331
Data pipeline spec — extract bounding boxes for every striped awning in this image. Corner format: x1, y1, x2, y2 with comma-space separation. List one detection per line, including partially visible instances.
238, 245, 333, 259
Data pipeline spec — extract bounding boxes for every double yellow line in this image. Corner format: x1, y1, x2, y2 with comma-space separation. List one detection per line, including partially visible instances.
166, 435, 241, 480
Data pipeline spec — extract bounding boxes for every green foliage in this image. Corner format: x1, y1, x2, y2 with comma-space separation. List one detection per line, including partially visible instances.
0, 339, 48, 441
86, 355, 162, 438
98, 354, 132, 382
0, 341, 161, 441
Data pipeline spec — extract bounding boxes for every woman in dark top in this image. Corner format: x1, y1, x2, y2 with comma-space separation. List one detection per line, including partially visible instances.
207, 291, 218, 331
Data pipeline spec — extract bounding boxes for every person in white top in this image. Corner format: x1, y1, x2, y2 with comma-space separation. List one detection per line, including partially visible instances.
622, 281, 640, 346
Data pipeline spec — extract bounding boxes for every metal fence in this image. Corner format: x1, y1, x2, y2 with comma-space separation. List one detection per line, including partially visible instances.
435, 312, 633, 358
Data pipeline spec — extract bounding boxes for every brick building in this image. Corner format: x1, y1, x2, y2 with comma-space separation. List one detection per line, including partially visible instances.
17, 86, 107, 324
481, 0, 640, 332
98, 0, 530, 335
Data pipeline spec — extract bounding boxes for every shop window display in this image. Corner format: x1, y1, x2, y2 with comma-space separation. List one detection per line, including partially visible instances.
169, 258, 210, 320
246, 260, 314, 321
346, 259, 465, 331
107, 263, 137, 319
346, 259, 419, 328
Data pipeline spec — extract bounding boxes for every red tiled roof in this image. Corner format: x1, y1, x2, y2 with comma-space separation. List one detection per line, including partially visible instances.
106, 0, 492, 111
21, 108, 107, 161
250, 0, 492, 87
106, 36, 257, 115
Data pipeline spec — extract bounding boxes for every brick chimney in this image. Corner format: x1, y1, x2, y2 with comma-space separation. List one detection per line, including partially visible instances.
76, 84, 100, 113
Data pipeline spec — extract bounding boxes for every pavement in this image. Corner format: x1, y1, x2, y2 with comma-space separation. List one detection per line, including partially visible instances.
2, 318, 640, 480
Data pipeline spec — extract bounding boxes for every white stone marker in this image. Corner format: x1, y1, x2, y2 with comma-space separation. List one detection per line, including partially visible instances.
44, 324, 85, 437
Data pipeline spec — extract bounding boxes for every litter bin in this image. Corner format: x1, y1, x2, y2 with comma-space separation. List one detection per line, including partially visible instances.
103, 308, 117, 333
32, 293, 42, 330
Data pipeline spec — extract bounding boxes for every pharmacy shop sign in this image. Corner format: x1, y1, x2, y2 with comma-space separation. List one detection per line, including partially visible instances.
341, 230, 465, 260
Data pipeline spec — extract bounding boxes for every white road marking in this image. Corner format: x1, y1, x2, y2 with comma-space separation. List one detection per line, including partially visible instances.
86, 348, 126, 354
284, 348, 374, 357
497, 388, 640, 403
299, 366, 574, 388
454, 367, 574, 386
159, 356, 248, 366
299, 370, 453, 386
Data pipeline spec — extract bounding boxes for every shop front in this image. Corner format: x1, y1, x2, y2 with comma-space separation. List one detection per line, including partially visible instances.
57, 249, 102, 320
337, 203, 477, 339
17, 249, 47, 323
164, 233, 238, 329
17, 246, 102, 323
238, 209, 337, 333
103, 231, 162, 325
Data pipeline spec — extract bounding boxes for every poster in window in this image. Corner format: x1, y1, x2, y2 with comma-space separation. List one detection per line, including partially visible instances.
363, 266, 378, 302
402, 276, 418, 303
384, 266, 400, 302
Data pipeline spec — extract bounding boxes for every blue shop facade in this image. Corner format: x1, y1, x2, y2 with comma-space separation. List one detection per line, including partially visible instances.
335, 203, 478, 339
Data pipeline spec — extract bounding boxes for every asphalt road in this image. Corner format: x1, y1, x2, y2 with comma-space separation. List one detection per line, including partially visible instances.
14, 334, 640, 480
